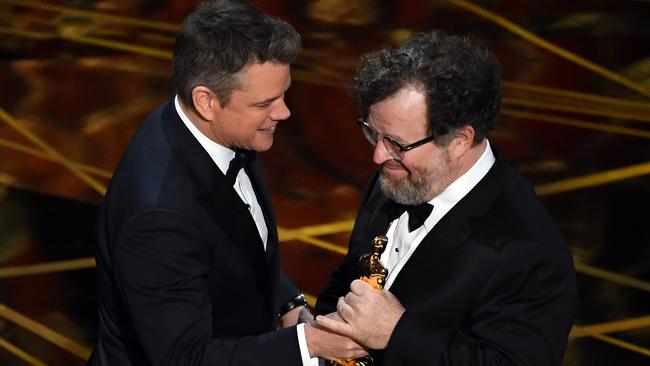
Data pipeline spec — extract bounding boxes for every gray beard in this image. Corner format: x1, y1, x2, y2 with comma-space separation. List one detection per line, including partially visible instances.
378, 147, 452, 205
378, 170, 431, 205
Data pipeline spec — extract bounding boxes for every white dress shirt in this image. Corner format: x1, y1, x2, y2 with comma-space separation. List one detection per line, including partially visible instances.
381, 141, 496, 290
174, 97, 315, 365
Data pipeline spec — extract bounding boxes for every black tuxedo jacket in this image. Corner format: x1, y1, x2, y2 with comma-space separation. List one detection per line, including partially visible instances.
89, 101, 302, 365
316, 152, 576, 366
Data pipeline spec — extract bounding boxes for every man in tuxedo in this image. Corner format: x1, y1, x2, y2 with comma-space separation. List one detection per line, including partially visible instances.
316, 30, 577, 365
89, 1, 365, 365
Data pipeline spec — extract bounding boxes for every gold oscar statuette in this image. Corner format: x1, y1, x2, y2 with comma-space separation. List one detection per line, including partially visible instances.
328, 235, 389, 366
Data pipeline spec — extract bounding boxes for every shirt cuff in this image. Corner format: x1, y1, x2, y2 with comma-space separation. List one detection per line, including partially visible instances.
297, 323, 319, 366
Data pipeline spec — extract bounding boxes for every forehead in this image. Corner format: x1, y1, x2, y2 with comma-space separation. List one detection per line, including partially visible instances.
236, 62, 291, 94
368, 86, 428, 138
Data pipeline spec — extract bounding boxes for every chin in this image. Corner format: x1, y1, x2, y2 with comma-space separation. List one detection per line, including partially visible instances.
251, 141, 274, 152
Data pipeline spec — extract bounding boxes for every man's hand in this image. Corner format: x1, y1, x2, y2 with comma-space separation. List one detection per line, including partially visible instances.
315, 279, 405, 349
279, 306, 314, 328
304, 322, 368, 360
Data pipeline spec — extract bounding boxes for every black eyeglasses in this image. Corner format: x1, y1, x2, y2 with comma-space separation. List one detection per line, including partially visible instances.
357, 118, 435, 161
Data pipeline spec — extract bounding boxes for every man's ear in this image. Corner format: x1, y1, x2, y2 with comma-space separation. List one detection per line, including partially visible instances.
191, 86, 220, 121
449, 124, 475, 159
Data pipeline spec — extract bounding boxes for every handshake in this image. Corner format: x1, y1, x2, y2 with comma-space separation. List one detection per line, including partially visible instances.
287, 280, 404, 363
286, 236, 406, 364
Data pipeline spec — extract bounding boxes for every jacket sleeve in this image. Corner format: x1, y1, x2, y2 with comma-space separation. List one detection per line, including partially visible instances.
275, 271, 301, 314
315, 249, 358, 316
112, 210, 302, 366
382, 240, 576, 366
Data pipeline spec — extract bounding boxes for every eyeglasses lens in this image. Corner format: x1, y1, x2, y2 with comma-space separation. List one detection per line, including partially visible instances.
381, 140, 402, 161
361, 124, 377, 145
360, 121, 402, 161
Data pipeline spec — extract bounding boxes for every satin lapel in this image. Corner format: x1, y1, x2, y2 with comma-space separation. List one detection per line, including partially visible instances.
245, 159, 278, 263
352, 183, 396, 258
388, 209, 471, 302
160, 102, 271, 308
195, 179, 271, 298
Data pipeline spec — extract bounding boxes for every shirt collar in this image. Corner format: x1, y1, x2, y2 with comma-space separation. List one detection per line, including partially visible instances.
428, 140, 496, 218
174, 95, 234, 175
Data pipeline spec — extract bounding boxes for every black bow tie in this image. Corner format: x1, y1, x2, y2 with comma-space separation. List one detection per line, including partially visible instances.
389, 202, 434, 232
225, 149, 256, 185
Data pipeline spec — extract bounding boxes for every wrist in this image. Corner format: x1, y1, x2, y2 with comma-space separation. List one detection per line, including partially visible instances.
278, 292, 308, 318
303, 322, 321, 358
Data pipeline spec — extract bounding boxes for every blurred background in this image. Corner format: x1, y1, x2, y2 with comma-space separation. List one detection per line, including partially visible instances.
0, 0, 649, 364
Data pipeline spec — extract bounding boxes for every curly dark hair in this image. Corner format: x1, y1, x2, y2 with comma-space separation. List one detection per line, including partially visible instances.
352, 30, 501, 145
172, 0, 301, 107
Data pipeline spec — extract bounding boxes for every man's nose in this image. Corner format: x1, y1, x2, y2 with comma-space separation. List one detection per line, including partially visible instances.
372, 141, 392, 166
270, 98, 291, 121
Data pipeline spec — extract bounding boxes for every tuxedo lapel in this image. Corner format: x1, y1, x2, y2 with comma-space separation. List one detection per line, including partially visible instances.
353, 185, 396, 256
194, 179, 271, 301
160, 101, 271, 308
388, 208, 471, 302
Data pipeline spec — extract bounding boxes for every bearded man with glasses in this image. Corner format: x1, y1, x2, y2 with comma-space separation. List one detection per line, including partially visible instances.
315, 30, 577, 366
